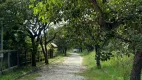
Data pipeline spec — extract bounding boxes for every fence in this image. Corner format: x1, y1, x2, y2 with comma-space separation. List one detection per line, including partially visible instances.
19, 50, 44, 66
0, 49, 55, 74
0, 50, 18, 73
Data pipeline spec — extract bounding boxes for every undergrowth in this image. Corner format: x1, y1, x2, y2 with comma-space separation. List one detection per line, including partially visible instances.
78, 50, 133, 80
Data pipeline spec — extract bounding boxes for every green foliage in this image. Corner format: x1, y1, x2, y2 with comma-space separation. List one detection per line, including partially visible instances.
100, 52, 113, 61
54, 27, 70, 48
0, 0, 32, 50
29, 0, 64, 23
0, 65, 34, 80
131, 34, 142, 52
79, 50, 133, 80
0, 0, 142, 79
100, 37, 132, 61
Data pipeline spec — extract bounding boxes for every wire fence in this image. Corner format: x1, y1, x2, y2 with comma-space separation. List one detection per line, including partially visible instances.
0, 50, 18, 72
18, 50, 44, 66
0, 50, 45, 73
0, 49, 58, 74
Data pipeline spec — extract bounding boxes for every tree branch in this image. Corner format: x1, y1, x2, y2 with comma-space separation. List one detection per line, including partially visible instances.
91, 0, 105, 27
114, 33, 132, 43
46, 33, 57, 45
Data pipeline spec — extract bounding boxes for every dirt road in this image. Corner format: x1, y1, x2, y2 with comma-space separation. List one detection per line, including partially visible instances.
36, 53, 85, 80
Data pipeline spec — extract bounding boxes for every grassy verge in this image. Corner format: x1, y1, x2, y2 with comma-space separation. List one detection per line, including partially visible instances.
78, 50, 133, 80
0, 65, 35, 80
0, 53, 65, 80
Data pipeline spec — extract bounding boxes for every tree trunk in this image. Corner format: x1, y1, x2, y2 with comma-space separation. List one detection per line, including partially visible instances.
31, 38, 36, 66
50, 49, 54, 58
95, 44, 101, 69
40, 36, 49, 64
43, 28, 49, 63
130, 52, 142, 80
64, 47, 67, 56
40, 42, 49, 64
80, 47, 82, 52
62, 48, 64, 54
31, 51, 36, 66
44, 53, 49, 64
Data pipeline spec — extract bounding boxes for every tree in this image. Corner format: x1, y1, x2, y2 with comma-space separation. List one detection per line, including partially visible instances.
0, 0, 41, 66
0, 0, 32, 50
0, 0, 46, 67
54, 27, 70, 56
40, 26, 57, 64
24, 18, 45, 66
29, 0, 64, 64
3, 0, 142, 79
61, 0, 142, 79
91, 0, 142, 79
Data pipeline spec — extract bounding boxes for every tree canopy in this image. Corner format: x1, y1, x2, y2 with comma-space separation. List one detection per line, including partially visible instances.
1, 0, 142, 79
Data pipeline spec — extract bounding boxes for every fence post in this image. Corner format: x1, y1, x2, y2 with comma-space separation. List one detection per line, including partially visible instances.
0, 57, 2, 74
17, 51, 19, 66
24, 50, 27, 65
0, 18, 3, 73
8, 52, 11, 68
38, 51, 39, 62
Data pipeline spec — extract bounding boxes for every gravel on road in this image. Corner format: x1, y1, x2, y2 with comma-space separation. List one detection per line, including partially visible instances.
36, 53, 85, 80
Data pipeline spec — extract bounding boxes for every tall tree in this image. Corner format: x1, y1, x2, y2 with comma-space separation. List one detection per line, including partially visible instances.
29, 0, 64, 64
40, 26, 57, 64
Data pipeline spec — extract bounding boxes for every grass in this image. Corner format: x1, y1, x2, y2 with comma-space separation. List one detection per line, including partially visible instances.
48, 53, 65, 64
78, 50, 133, 80
0, 65, 35, 80
17, 72, 40, 80
0, 53, 65, 80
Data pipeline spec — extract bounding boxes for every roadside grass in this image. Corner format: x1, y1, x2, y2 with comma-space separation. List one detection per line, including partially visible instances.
0, 53, 65, 80
16, 71, 40, 80
48, 53, 65, 65
78, 50, 133, 80
0, 65, 34, 80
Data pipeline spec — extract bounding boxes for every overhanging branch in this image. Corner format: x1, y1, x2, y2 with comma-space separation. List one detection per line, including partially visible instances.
114, 33, 132, 43
46, 33, 57, 45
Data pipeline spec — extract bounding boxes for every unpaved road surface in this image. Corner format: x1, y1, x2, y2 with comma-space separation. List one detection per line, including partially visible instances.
36, 53, 85, 80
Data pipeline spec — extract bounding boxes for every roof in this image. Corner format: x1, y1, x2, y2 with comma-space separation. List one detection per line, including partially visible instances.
51, 43, 58, 48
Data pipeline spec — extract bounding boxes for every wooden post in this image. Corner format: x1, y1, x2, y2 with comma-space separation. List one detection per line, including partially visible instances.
17, 51, 19, 66
24, 50, 26, 65
0, 19, 3, 72
8, 53, 11, 68
38, 51, 40, 62
0, 20, 3, 52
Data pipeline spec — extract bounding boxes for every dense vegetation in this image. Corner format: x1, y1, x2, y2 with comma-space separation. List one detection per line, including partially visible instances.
0, 0, 142, 80
79, 50, 133, 80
